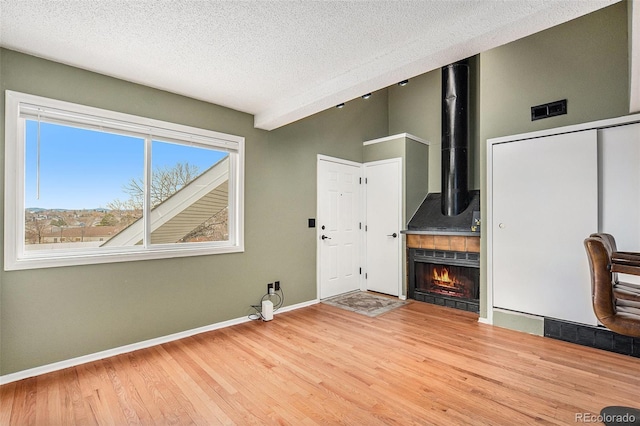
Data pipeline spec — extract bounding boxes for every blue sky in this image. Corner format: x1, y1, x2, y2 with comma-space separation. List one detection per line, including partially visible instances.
25, 121, 227, 210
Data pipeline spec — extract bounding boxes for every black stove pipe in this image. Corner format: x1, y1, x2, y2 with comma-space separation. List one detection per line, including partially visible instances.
441, 59, 470, 216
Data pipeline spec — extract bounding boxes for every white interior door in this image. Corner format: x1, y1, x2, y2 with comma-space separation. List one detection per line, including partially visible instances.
317, 157, 362, 299
365, 159, 401, 296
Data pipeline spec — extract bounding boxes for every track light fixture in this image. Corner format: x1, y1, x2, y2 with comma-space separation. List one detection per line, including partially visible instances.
362, 93, 372, 100
336, 103, 345, 108
398, 80, 409, 87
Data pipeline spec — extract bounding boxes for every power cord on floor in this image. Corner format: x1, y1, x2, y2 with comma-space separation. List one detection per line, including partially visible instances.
249, 287, 285, 321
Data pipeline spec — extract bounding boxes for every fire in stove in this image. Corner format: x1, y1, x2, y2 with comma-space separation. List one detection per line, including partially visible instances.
432, 266, 458, 288
423, 264, 477, 299
409, 249, 480, 312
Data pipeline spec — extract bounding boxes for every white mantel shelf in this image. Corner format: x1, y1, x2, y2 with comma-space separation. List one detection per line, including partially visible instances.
363, 133, 429, 146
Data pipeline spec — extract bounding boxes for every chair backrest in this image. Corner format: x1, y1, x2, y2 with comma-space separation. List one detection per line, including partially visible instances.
584, 235, 616, 323
591, 232, 618, 253
585, 233, 640, 337
590, 232, 619, 284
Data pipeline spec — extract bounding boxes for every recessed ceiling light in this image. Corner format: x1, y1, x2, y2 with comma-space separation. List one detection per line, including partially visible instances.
362, 93, 372, 100
398, 80, 409, 87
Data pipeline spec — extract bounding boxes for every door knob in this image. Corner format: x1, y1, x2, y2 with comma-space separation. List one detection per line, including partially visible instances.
387, 232, 398, 238
321, 235, 331, 240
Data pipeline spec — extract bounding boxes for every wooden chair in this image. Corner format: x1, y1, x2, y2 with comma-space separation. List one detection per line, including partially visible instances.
591, 233, 640, 303
584, 234, 640, 336
584, 233, 640, 426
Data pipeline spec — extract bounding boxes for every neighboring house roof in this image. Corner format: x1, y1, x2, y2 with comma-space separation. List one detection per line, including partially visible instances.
41, 226, 121, 239
102, 157, 229, 247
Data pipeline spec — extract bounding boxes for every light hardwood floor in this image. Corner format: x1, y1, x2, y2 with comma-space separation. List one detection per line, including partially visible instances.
2, 300, 639, 425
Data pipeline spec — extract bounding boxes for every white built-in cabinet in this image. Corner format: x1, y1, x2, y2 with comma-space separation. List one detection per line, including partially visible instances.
487, 114, 640, 326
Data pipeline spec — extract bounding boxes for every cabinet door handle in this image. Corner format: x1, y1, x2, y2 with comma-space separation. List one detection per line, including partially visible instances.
321, 235, 331, 240
387, 232, 398, 238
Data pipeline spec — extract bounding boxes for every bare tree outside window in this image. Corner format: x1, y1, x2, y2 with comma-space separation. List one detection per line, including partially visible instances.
25, 218, 49, 244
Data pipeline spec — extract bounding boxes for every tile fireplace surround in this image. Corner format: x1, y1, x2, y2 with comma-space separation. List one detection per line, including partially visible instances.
406, 234, 480, 313
406, 234, 480, 253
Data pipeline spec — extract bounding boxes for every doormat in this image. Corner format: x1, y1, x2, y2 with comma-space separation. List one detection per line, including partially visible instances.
322, 291, 407, 317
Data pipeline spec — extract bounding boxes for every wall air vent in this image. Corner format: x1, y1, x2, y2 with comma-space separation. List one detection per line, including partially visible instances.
531, 99, 567, 121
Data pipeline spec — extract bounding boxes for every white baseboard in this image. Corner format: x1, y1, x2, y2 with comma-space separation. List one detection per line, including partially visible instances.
477, 317, 493, 325
0, 298, 319, 385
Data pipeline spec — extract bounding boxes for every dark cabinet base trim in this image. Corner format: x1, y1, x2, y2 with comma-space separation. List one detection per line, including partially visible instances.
412, 290, 479, 314
544, 318, 640, 358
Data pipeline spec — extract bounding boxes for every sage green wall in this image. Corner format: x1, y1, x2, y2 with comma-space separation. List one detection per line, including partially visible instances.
385, 3, 629, 325
404, 139, 429, 222
388, 71, 440, 193
478, 1, 628, 325
266, 91, 389, 267
479, 2, 628, 142
362, 139, 404, 163
1, 2, 630, 375
264, 91, 389, 292
387, 56, 480, 193
492, 311, 544, 336
0, 49, 388, 375
362, 137, 429, 224
273, 90, 388, 166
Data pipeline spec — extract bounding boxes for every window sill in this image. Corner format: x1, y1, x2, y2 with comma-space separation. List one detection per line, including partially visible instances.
5, 244, 244, 271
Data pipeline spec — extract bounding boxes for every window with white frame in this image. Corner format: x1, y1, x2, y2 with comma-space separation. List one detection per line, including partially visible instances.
4, 91, 244, 270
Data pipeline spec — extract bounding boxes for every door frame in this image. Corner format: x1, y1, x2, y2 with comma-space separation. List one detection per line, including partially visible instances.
363, 157, 403, 298
316, 155, 364, 300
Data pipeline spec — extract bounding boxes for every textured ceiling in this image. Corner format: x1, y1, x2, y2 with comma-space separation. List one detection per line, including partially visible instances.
0, 1, 618, 130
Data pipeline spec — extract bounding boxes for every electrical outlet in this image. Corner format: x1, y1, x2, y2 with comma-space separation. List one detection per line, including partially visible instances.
267, 283, 274, 295
274, 281, 280, 291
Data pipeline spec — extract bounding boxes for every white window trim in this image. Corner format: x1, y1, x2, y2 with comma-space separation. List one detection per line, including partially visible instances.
4, 90, 245, 270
